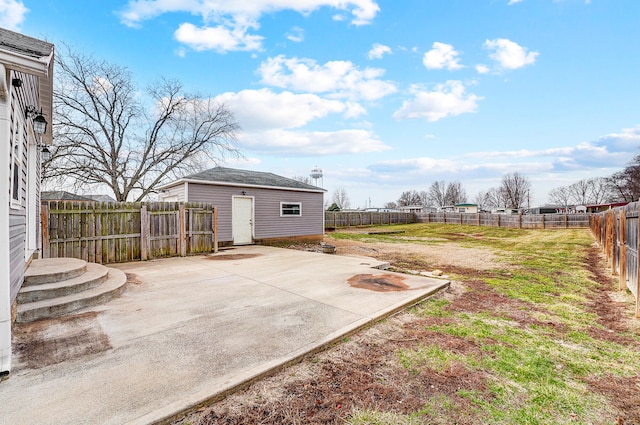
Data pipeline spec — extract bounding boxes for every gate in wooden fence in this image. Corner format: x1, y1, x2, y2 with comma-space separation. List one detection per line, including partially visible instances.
41, 201, 218, 264
590, 201, 639, 317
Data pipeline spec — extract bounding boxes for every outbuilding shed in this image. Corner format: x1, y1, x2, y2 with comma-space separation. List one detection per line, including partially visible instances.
158, 167, 326, 246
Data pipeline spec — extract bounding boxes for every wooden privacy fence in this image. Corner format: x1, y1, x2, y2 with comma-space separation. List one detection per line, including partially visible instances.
416, 212, 590, 229
41, 201, 218, 264
325, 211, 415, 229
590, 201, 639, 317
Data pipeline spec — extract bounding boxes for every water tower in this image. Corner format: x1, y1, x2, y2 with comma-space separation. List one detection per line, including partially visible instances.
310, 166, 323, 188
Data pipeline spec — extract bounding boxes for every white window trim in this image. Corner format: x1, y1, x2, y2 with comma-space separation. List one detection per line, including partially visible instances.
280, 202, 302, 217
9, 115, 24, 209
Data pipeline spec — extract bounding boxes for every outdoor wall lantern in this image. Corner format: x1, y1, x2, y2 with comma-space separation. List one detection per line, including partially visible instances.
25, 105, 48, 134
40, 145, 51, 161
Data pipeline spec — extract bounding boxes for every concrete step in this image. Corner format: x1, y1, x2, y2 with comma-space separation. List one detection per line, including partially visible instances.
16, 269, 127, 323
24, 258, 87, 286
17, 263, 110, 304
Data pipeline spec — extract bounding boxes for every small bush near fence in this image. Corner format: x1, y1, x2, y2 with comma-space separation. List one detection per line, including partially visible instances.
41, 201, 218, 264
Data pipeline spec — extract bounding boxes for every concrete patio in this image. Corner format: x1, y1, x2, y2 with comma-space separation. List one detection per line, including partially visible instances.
0, 245, 449, 425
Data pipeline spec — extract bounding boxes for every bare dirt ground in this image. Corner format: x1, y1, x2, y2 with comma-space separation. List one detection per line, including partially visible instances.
172, 234, 639, 425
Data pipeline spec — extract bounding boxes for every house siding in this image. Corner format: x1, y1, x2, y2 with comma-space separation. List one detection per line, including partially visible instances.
185, 183, 324, 243
8, 70, 40, 302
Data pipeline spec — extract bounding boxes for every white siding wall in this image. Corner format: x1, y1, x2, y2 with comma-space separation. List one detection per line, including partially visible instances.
8, 71, 40, 302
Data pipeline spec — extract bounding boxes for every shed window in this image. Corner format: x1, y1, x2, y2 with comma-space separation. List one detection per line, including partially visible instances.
281, 202, 301, 216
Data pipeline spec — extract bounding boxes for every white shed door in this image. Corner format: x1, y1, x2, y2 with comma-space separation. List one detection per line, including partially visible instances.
232, 196, 253, 245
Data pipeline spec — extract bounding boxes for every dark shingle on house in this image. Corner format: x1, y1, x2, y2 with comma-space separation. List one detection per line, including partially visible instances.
0, 28, 54, 59
184, 167, 324, 191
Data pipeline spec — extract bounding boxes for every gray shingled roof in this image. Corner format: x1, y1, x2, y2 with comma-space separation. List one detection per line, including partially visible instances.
183, 167, 324, 192
41, 191, 92, 201
0, 28, 53, 59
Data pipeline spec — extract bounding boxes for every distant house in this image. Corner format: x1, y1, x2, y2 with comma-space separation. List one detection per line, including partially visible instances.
398, 205, 427, 213
442, 204, 479, 213
158, 167, 326, 245
528, 205, 565, 214
41, 191, 92, 201
453, 203, 478, 214
1, 29, 54, 376
41, 191, 117, 203
584, 202, 629, 213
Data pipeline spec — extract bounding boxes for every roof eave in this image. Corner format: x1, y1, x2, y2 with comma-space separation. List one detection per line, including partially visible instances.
159, 178, 327, 193
0, 48, 54, 145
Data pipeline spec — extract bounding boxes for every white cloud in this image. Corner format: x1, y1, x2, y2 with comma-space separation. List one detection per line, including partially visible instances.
258, 55, 397, 101
286, 26, 304, 43
0, 0, 28, 30
236, 128, 389, 155
484, 38, 539, 70
463, 125, 640, 169
174, 21, 263, 52
212, 88, 388, 155
423, 42, 463, 70
368, 43, 391, 60
475, 64, 490, 74
507, 0, 524, 5
214, 88, 349, 131
393, 81, 482, 122
120, 1, 380, 52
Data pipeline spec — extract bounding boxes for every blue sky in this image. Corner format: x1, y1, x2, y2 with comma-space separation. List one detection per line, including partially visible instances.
3, 0, 639, 207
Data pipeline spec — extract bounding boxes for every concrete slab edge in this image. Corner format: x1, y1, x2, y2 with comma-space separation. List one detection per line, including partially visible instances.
132, 279, 450, 425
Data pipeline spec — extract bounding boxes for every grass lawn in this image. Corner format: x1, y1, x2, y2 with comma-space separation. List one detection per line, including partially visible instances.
175, 223, 640, 425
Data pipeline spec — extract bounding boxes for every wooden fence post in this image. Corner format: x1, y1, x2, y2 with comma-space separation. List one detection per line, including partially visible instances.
636, 215, 640, 318
179, 204, 187, 257
542, 214, 545, 229
497, 214, 501, 228
40, 203, 49, 258
140, 205, 149, 261
518, 213, 522, 229
618, 211, 627, 291
213, 207, 218, 254
477, 213, 480, 226
564, 213, 568, 229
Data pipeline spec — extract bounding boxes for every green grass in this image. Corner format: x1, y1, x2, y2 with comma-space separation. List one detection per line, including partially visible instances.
339, 223, 639, 425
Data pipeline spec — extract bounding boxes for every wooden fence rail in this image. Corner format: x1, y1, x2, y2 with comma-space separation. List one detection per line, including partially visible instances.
416, 212, 590, 229
325, 211, 415, 229
590, 201, 639, 317
41, 201, 218, 264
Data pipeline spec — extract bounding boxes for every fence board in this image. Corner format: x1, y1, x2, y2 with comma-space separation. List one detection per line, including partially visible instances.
324, 211, 415, 229
42, 201, 217, 264
415, 212, 590, 229
591, 202, 639, 318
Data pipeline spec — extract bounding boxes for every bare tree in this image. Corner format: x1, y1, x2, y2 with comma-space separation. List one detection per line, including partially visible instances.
568, 179, 593, 205
397, 190, 422, 207
383, 201, 397, 209
609, 155, 640, 202
291, 175, 311, 184
426, 181, 467, 206
482, 187, 508, 210
548, 186, 572, 209
445, 181, 467, 205
501, 172, 532, 209
427, 181, 447, 207
589, 177, 615, 204
48, 46, 240, 201
331, 187, 351, 209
